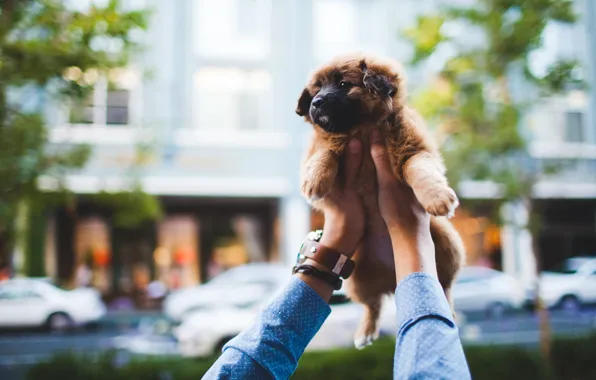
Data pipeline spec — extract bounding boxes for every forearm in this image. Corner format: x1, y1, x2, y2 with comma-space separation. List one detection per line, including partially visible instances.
203, 277, 331, 379
393, 273, 470, 379
389, 225, 437, 283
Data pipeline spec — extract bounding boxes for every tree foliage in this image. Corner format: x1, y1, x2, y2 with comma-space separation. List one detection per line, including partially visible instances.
404, 0, 580, 360
91, 143, 163, 229
404, 0, 580, 209
0, 0, 151, 265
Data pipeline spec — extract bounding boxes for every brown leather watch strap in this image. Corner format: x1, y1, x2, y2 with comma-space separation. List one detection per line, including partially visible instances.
298, 239, 355, 279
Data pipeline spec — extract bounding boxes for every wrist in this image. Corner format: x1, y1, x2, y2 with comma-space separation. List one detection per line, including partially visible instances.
294, 272, 334, 302
294, 259, 337, 302
387, 223, 433, 250
302, 257, 331, 273
390, 232, 437, 282
293, 229, 356, 299
320, 224, 359, 257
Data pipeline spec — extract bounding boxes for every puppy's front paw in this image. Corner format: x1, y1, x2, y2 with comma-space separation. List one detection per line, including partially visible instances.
420, 186, 459, 218
300, 173, 333, 202
300, 150, 338, 203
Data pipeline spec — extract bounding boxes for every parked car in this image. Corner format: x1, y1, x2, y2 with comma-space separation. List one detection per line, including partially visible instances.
539, 257, 596, 311
173, 279, 397, 357
163, 263, 289, 321
0, 278, 106, 330
452, 266, 525, 318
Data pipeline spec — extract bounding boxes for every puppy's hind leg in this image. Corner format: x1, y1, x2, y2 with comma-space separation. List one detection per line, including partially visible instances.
354, 297, 383, 350
348, 225, 395, 350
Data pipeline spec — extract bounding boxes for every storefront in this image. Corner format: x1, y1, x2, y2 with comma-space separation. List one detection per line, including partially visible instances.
50, 196, 279, 306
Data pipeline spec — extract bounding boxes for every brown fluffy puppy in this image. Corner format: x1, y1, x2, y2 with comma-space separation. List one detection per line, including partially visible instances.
296, 53, 465, 349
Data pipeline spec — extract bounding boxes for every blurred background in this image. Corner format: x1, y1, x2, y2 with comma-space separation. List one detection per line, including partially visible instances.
1, 0, 595, 379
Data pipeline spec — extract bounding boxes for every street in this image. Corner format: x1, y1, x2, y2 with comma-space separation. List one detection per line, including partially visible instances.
1, 308, 596, 379
0, 331, 122, 366
461, 308, 596, 345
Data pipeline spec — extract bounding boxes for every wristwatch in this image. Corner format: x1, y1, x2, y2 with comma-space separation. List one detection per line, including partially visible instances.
296, 230, 355, 278
292, 230, 356, 290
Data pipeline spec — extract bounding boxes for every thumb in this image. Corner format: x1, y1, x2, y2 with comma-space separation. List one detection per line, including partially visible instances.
370, 129, 394, 188
344, 139, 362, 189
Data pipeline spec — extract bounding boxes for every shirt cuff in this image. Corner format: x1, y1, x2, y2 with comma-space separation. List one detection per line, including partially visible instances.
394, 273, 455, 334
265, 276, 332, 332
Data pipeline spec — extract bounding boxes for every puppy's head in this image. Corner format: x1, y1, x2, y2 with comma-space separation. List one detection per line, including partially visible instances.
295, 54, 406, 134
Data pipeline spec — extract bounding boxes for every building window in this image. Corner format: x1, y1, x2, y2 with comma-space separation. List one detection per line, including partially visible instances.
191, 0, 273, 132
69, 85, 131, 125
194, 67, 272, 130
194, 0, 272, 61
67, 68, 138, 126
69, 91, 130, 125
69, 96, 94, 124
313, 0, 391, 63
106, 89, 130, 125
313, 0, 358, 62
564, 111, 584, 142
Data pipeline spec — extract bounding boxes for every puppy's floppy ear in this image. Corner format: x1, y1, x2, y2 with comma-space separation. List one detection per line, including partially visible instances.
360, 60, 397, 97
295, 88, 312, 117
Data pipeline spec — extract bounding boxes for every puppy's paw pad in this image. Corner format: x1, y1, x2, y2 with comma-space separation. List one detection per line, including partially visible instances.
421, 187, 459, 217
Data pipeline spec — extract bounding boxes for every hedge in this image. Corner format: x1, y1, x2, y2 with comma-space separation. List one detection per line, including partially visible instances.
25, 334, 596, 380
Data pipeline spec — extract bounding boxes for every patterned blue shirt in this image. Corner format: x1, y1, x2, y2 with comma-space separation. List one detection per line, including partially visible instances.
203, 273, 470, 379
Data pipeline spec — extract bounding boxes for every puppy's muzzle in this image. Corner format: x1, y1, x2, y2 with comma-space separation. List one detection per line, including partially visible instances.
311, 94, 326, 108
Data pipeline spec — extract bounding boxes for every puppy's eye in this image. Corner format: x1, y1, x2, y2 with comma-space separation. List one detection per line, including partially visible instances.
339, 81, 352, 89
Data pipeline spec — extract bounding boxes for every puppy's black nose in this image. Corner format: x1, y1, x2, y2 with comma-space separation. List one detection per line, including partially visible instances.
312, 95, 325, 108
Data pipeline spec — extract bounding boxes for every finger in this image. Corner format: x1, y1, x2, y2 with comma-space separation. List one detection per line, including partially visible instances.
370, 129, 395, 189
344, 139, 362, 189
362, 192, 379, 214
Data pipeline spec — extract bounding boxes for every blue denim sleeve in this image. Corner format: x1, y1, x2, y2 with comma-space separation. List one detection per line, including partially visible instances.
393, 273, 471, 380
203, 277, 331, 379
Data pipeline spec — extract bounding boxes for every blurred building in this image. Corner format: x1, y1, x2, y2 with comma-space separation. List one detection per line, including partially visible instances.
38, 0, 596, 295
41, 0, 314, 296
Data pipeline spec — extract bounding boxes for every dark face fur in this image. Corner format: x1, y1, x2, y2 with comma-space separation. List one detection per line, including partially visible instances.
296, 57, 400, 134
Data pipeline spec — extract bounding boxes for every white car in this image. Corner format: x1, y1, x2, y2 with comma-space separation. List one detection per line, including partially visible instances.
0, 278, 106, 330
452, 266, 525, 318
539, 257, 596, 311
171, 263, 397, 357
163, 263, 289, 321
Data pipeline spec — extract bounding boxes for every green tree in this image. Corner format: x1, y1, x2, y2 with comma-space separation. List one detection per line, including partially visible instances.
403, 0, 580, 359
0, 0, 154, 272
91, 142, 163, 229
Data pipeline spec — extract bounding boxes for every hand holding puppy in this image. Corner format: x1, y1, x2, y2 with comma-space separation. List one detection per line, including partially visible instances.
369, 129, 437, 283
311, 133, 438, 300
319, 139, 365, 257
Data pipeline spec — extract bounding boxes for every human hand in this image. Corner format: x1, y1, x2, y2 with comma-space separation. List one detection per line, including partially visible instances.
369, 129, 436, 281
319, 139, 364, 257
297, 139, 364, 301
